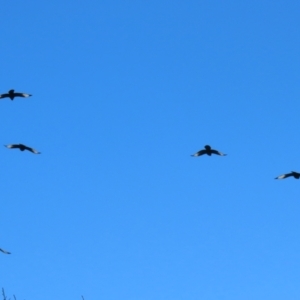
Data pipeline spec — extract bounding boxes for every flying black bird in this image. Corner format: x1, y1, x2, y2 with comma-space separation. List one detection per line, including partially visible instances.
275, 171, 300, 180
0, 89, 32, 100
5, 144, 41, 154
191, 145, 227, 157
0, 248, 11, 254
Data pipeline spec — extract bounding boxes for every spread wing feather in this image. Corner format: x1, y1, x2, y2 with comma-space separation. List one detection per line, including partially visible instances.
0, 93, 9, 99
14, 93, 31, 98
191, 149, 207, 157
211, 149, 227, 156
275, 173, 293, 179
5, 144, 20, 149
25, 146, 41, 154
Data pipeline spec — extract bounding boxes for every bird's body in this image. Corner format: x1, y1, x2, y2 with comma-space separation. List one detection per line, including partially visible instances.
0, 248, 11, 254
275, 171, 300, 180
5, 144, 41, 154
0, 89, 32, 100
191, 145, 227, 157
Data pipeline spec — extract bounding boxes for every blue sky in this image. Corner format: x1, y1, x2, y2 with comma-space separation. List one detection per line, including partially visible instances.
1, 0, 300, 299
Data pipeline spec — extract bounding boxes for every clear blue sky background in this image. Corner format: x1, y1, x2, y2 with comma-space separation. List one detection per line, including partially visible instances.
1, 1, 300, 299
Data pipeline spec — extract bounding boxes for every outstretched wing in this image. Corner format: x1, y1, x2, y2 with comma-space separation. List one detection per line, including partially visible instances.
191, 149, 207, 157
291, 171, 300, 176
13, 93, 32, 98
275, 173, 293, 179
211, 149, 227, 156
0, 93, 10, 99
4, 144, 20, 149
0, 248, 11, 254
25, 146, 41, 154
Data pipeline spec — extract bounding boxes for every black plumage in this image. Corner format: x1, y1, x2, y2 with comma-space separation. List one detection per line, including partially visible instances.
275, 171, 300, 180
5, 144, 41, 154
191, 145, 227, 157
0, 89, 32, 100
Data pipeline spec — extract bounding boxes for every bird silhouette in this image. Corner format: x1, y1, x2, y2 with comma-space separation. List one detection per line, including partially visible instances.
5, 144, 41, 154
275, 171, 300, 180
0, 248, 11, 254
0, 89, 32, 100
191, 145, 227, 157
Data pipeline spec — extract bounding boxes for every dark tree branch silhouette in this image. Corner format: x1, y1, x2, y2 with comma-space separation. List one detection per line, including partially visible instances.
2, 288, 7, 300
